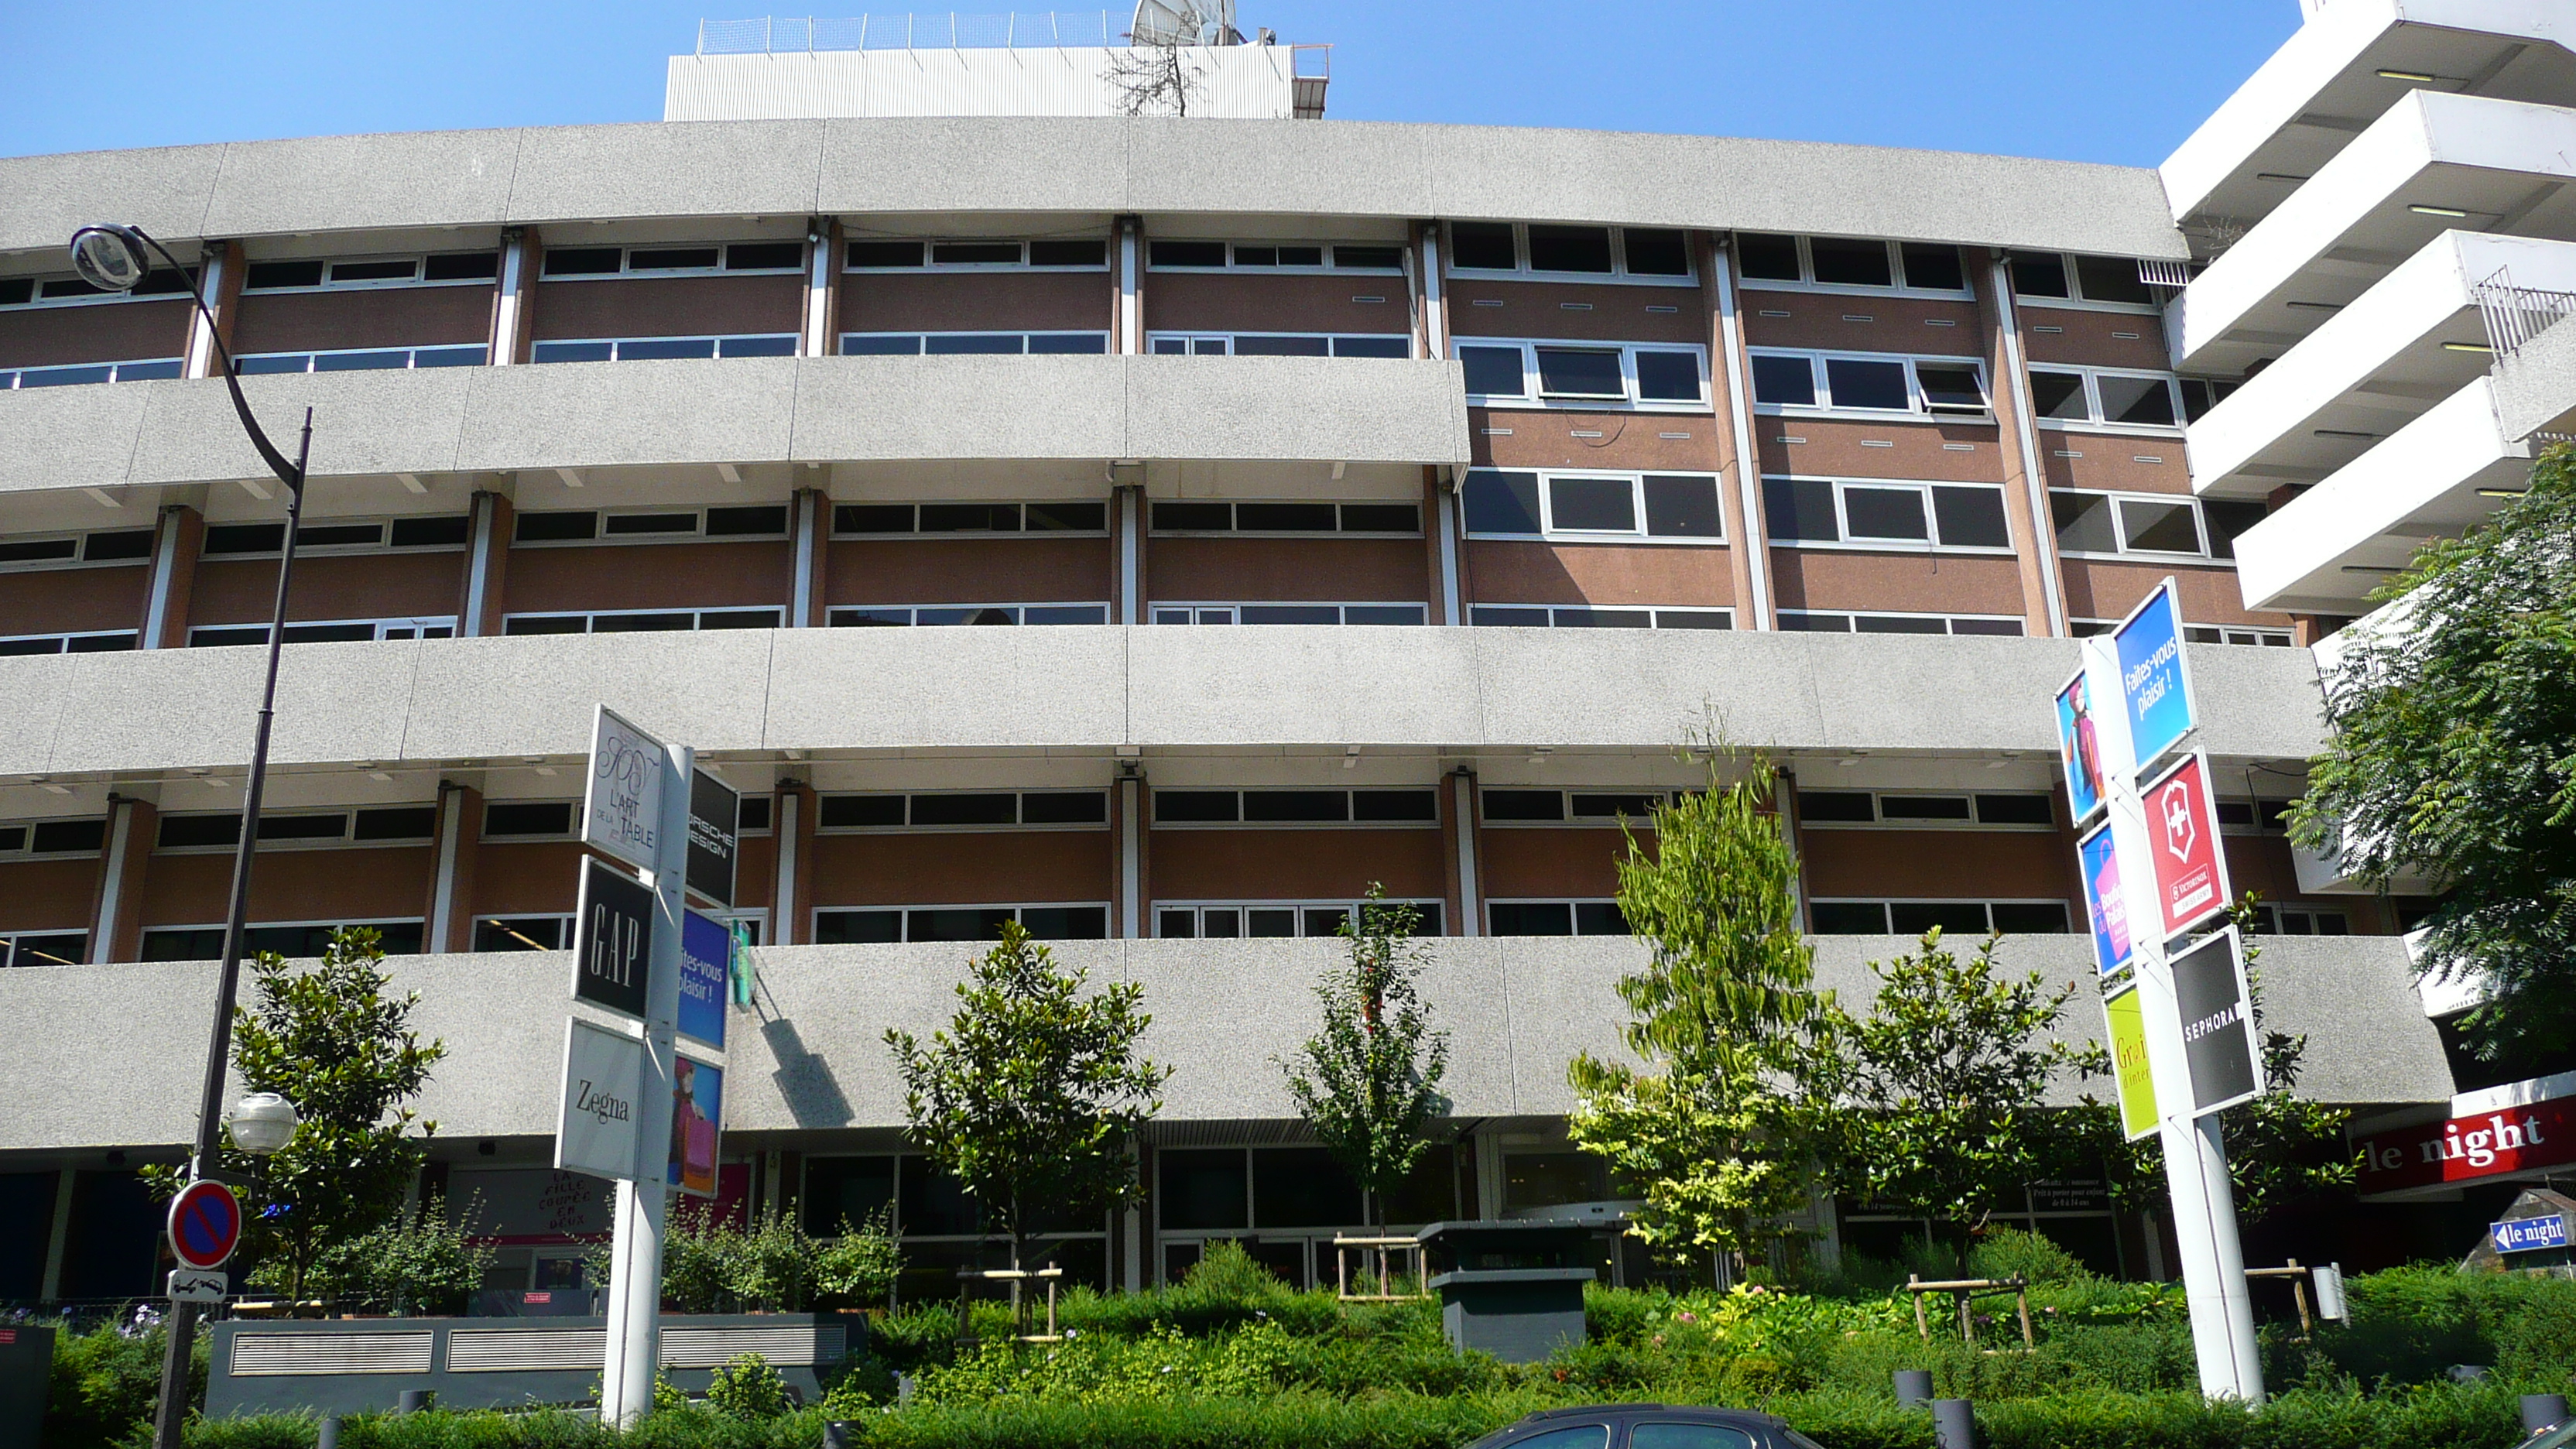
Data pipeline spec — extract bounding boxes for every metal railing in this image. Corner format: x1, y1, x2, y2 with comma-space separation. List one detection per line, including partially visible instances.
697, 12, 1124, 51
2474, 267, 2576, 359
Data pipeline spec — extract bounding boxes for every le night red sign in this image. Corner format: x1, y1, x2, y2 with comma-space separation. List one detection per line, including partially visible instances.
2357, 1096, 2576, 1194
2146, 754, 2229, 940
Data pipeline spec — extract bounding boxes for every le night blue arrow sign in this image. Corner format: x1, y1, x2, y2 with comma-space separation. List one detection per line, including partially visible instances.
2492, 1214, 2570, 1255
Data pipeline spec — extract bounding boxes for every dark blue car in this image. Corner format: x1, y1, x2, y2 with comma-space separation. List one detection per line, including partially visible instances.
1461, 1404, 1828, 1449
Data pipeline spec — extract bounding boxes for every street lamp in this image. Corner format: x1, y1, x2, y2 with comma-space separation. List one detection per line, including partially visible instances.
224, 1093, 301, 1156
74, 222, 316, 1449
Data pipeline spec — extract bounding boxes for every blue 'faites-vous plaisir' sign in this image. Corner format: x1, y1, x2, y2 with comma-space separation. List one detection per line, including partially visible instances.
2114, 581, 2195, 772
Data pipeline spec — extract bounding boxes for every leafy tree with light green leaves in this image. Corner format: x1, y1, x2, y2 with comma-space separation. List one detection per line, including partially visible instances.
146, 927, 446, 1302
2290, 444, 2576, 1060
1280, 883, 1451, 1228
1810, 928, 2084, 1268
886, 922, 1170, 1272
1566, 745, 1831, 1269
310, 1194, 491, 1315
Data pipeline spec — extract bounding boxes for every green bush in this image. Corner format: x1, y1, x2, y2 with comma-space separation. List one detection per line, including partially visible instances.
46, 1317, 207, 1449
311, 1196, 493, 1316
1966, 1228, 2091, 1287
704, 1352, 790, 1420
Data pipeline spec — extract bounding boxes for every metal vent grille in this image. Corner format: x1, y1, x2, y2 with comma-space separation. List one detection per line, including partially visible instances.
229, 1331, 434, 1377
445, 1327, 608, 1372
661, 1324, 844, 1368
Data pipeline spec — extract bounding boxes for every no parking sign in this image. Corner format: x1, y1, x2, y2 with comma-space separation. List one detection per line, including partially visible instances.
169, 1179, 243, 1269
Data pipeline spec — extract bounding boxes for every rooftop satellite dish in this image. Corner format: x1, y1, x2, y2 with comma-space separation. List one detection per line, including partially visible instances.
1132, 0, 1242, 45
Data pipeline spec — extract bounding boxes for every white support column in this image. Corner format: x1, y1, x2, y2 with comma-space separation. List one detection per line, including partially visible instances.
424, 783, 476, 954
490, 228, 531, 368
772, 788, 803, 945
1434, 480, 1464, 627
789, 489, 823, 629
1118, 770, 1144, 939
182, 245, 230, 380
1117, 218, 1142, 355
801, 220, 836, 358
1993, 258, 2068, 639
1709, 241, 1773, 631
1117, 487, 1143, 625
1419, 223, 1448, 361
1450, 771, 1481, 937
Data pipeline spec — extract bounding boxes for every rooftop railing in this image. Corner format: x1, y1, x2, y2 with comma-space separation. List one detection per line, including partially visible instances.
2474, 267, 2576, 360
696, 12, 1123, 51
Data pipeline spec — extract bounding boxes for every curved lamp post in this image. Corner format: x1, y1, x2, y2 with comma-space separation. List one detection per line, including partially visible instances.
74, 223, 316, 1449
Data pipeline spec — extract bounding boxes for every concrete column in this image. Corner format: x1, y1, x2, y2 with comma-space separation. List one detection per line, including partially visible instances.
1417, 221, 1451, 360
771, 780, 817, 944
1422, 468, 1461, 626
86, 796, 156, 964
802, 220, 843, 358
37, 1168, 75, 1302
1705, 234, 1774, 632
136, 504, 204, 649
788, 488, 829, 628
458, 489, 515, 637
423, 781, 484, 954
183, 242, 244, 380
1980, 249, 2070, 639
1116, 216, 1142, 355
489, 227, 540, 366
1115, 485, 1147, 624
1115, 768, 1146, 938
1446, 769, 1481, 937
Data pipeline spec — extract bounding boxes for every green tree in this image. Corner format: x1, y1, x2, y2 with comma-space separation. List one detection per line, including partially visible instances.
2290, 445, 2576, 1060
1280, 884, 1451, 1227
1813, 928, 2084, 1266
1566, 748, 1829, 1269
310, 1194, 492, 1315
886, 922, 1170, 1270
146, 927, 445, 1302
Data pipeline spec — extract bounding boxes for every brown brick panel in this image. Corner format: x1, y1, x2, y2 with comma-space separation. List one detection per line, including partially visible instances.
0, 858, 104, 933
1142, 272, 1410, 337
1738, 294, 1985, 352
1146, 827, 1445, 902
140, 846, 433, 927
2224, 836, 2392, 930
1478, 827, 1630, 899
1753, 420, 2007, 481
1800, 830, 2071, 901
825, 537, 1110, 606
1447, 279, 1704, 344
2038, 437, 2191, 495
838, 271, 1111, 334
1464, 540, 1732, 608
505, 541, 793, 615
732, 834, 776, 918
2022, 307, 2172, 371
231, 286, 495, 355
189, 551, 463, 629
1768, 550, 2028, 617
810, 831, 1112, 906
0, 566, 149, 637
471, 841, 584, 917
1471, 407, 1725, 472
532, 275, 803, 341
0, 300, 190, 369
1148, 536, 1427, 604
2060, 559, 2292, 630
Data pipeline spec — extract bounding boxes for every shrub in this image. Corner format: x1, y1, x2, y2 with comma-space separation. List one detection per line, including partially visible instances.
46, 1314, 206, 1449
310, 1195, 492, 1315
1967, 1227, 2091, 1286
705, 1352, 790, 1420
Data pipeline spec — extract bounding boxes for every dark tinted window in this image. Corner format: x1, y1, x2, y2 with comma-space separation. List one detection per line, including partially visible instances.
726, 242, 803, 271
1622, 228, 1690, 276
1161, 1149, 1249, 1230
908, 793, 1016, 827
1811, 901, 1889, 933
1975, 795, 2055, 826
204, 523, 287, 555
1253, 1147, 1362, 1228
83, 530, 155, 561
159, 814, 243, 848
1749, 354, 1816, 406
1341, 504, 1420, 533
2119, 498, 2201, 554
2075, 255, 2153, 305
1149, 241, 1228, 268
1879, 796, 1971, 821
1536, 348, 1625, 398
930, 242, 1019, 265
1932, 486, 2011, 548
1243, 791, 1348, 823
245, 259, 326, 289
32, 819, 106, 854
0, 279, 32, 306
355, 807, 438, 841
1635, 351, 1701, 401
1460, 345, 1526, 396
2029, 369, 2089, 420
834, 504, 913, 534
1021, 906, 1108, 940
1352, 790, 1437, 822
1527, 226, 1612, 273
1842, 486, 1928, 542
1021, 792, 1107, 824
919, 503, 1021, 533
707, 505, 790, 536
1481, 790, 1564, 822
1152, 502, 1232, 531
1026, 501, 1106, 531
484, 802, 574, 836
818, 796, 905, 829
424, 252, 500, 281
541, 247, 622, 276
1235, 502, 1338, 533
2097, 374, 2177, 426
1154, 791, 1238, 824
1916, 364, 1987, 414
1644, 475, 1722, 538
2201, 500, 2267, 560
1900, 243, 1966, 291
1796, 791, 1875, 823
1490, 903, 1574, 936
0, 538, 79, 565
258, 814, 348, 842
1737, 233, 1801, 281
1762, 478, 1840, 543
1825, 358, 1909, 410
2009, 252, 2070, 298
629, 247, 720, 271
1991, 902, 2073, 934
1571, 793, 1660, 819
1029, 239, 1106, 267
1462, 471, 1542, 535
1449, 222, 1518, 270
1334, 245, 1405, 269
389, 516, 471, 548
1234, 334, 1329, 357
1891, 901, 1992, 935
846, 241, 924, 268
1808, 237, 1892, 287
1549, 477, 1636, 532
515, 511, 598, 543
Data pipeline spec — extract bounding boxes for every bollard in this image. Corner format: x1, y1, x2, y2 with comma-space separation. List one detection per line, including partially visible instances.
2525, 1394, 2571, 1432
822, 1421, 857, 1449
1893, 1369, 1934, 1407
397, 1388, 433, 1414
1931, 1398, 1975, 1449
316, 1417, 341, 1449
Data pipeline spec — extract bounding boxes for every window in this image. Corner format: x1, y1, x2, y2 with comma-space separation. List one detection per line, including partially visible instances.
2009, 252, 2161, 309
1445, 223, 1694, 281
1151, 789, 1439, 827
0, 817, 108, 858
1811, 900, 2074, 935
484, 801, 578, 838
1761, 478, 2011, 551
189, 617, 455, 647
1469, 605, 1732, 630
844, 238, 1109, 271
0, 629, 138, 656
542, 242, 806, 279
1156, 899, 1445, 938
154, 806, 437, 851
1150, 602, 1427, 625
814, 903, 1110, 943
1776, 610, 2024, 636
831, 604, 1108, 627
531, 334, 798, 363
143, 918, 426, 961
2251, 905, 2348, 936
840, 331, 1111, 356
817, 791, 1108, 832
2, 358, 183, 389
1454, 341, 1708, 407
0, 930, 87, 968
1143, 241, 1407, 271
1748, 351, 1988, 417
1479, 790, 1668, 825
0, 528, 153, 570
2026, 366, 2181, 429
1462, 471, 1725, 543
2180, 378, 2239, 420
1487, 900, 1632, 936
503, 608, 783, 635
475, 915, 570, 951
2187, 625, 2296, 647
238, 251, 501, 292
1149, 501, 1420, 535
2050, 491, 2218, 559
0, 268, 197, 310
1795, 791, 2055, 828
1146, 332, 1410, 359
1735, 235, 1972, 296
2215, 798, 2298, 834
829, 501, 1106, 536
194, 515, 469, 557
236, 344, 487, 374
512, 507, 789, 545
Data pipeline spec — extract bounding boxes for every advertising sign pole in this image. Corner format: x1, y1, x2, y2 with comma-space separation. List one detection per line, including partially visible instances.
597, 730, 692, 1428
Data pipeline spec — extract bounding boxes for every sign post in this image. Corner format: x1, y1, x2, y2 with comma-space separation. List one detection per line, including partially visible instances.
2055, 580, 2265, 1403
165, 1179, 242, 1303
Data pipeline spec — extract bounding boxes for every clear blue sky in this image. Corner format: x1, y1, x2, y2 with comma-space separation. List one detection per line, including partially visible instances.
1, 2, 2300, 166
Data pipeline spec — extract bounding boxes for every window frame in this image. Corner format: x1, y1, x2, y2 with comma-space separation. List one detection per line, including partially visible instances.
1147, 788, 1443, 831
1148, 601, 1430, 626
809, 901, 1114, 943
2025, 365, 2186, 433
1483, 898, 1636, 937
2048, 488, 2215, 561
2007, 252, 2165, 313
1467, 605, 1734, 631
0, 269, 200, 311
150, 804, 440, 855
539, 241, 810, 281
235, 250, 505, 295
0, 526, 156, 573
1759, 475, 2016, 555
1774, 608, 2026, 637
1732, 235, 1976, 300
187, 615, 457, 647
1807, 898, 2078, 935
841, 238, 1113, 274
1146, 500, 1423, 537
0, 816, 112, 859
1454, 339, 1711, 410
812, 790, 1111, 834
139, 915, 428, 960
1745, 348, 1991, 420
0, 629, 139, 656
1152, 898, 1447, 939
838, 330, 1112, 356
1460, 468, 1729, 546
1141, 241, 1410, 274
1443, 223, 1698, 285
0, 929, 88, 968
529, 334, 800, 364
509, 505, 793, 548
1143, 331, 1413, 360
500, 607, 785, 635
827, 501, 1111, 537
1793, 790, 2058, 831
827, 604, 1111, 627
234, 344, 489, 374
1476, 788, 1672, 828
2, 357, 184, 389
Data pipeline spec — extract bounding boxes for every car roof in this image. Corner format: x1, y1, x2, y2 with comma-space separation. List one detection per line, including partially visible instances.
1509, 1404, 1785, 1429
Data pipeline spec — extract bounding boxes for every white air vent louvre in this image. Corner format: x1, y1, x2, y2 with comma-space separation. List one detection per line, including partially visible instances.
661, 1324, 843, 1368
446, 1327, 607, 1372
230, 1331, 433, 1377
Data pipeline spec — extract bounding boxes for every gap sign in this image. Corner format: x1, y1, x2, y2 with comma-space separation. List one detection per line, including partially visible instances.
573, 858, 653, 1021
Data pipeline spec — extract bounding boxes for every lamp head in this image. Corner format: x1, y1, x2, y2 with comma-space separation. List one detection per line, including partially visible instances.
225, 1091, 301, 1156
68, 224, 153, 293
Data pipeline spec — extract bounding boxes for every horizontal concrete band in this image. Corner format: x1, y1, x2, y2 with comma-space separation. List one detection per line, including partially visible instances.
0, 933, 2447, 1155
0, 355, 1472, 497
2496, 310, 2576, 442
0, 117, 2190, 262
0, 626, 2330, 778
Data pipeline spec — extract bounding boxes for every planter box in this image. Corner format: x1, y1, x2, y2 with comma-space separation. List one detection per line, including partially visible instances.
205, 1312, 865, 1419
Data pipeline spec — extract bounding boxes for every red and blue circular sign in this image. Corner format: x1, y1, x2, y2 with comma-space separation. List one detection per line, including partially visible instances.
167, 1180, 243, 1270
